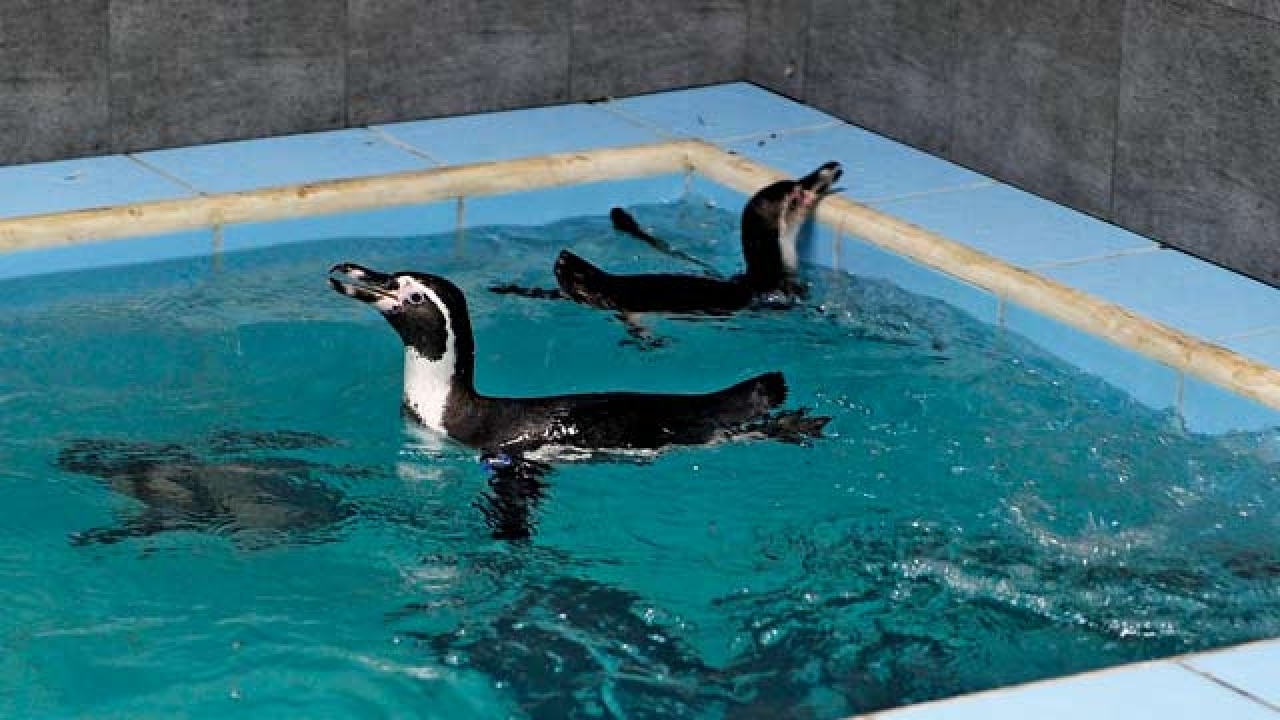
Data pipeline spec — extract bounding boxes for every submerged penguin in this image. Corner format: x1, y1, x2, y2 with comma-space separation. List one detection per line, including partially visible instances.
493, 161, 843, 316
58, 431, 354, 548
329, 263, 828, 461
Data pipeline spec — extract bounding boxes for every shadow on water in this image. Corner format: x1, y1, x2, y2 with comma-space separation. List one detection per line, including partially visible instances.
56, 430, 363, 549
386, 497, 1280, 720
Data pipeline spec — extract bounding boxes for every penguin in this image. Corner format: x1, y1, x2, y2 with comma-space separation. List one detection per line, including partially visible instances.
57, 432, 355, 548
491, 161, 843, 316
329, 263, 828, 462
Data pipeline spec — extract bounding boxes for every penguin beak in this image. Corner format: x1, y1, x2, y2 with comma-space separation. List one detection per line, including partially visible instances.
799, 161, 843, 198
329, 263, 397, 305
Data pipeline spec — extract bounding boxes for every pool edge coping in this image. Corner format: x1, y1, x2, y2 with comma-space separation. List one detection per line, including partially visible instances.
4, 138, 1274, 416
850, 636, 1280, 719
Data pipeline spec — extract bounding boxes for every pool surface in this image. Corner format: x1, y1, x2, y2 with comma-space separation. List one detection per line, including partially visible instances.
2, 83, 1279, 718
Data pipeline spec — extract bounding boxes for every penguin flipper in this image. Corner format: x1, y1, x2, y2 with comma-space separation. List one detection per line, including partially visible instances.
553, 250, 618, 309
744, 409, 831, 446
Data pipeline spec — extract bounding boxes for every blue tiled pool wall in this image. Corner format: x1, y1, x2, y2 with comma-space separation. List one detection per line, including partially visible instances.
3, 83, 1280, 439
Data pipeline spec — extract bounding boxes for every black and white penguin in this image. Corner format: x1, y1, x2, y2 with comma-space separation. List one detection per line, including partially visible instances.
532, 161, 843, 315
330, 263, 828, 461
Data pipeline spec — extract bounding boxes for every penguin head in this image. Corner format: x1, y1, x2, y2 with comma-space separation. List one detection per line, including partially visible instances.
329, 263, 473, 362
741, 161, 844, 289
798, 161, 843, 200
784, 161, 844, 219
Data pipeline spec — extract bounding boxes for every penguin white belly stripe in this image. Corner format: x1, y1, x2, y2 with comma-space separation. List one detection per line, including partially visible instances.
778, 214, 800, 274
403, 345, 452, 431
401, 286, 457, 432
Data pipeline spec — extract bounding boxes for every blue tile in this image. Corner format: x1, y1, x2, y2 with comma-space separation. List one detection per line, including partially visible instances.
220, 202, 458, 255
463, 175, 685, 229
1044, 250, 1280, 341
878, 662, 1276, 720
1181, 375, 1280, 434
0, 230, 212, 281
1185, 640, 1280, 708
1221, 330, 1280, 369
840, 235, 1000, 324
873, 184, 1156, 269
607, 82, 840, 141
799, 218, 842, 271
0, 156, 193, 219
725, 124, 990, 203
134, 128, 432, 194
687, 174, 749, 216
1004, 301, 1180, 412
374, 104, 663, 166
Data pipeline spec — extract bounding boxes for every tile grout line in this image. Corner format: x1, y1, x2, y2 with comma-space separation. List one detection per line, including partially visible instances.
1211, 324, 1280, 343
1176, 371, 1187, 427
364, 126, 446, 165
123, 154, 206, 196
594, 102, 680, 140
1027, 245, 1164, 271
1175, 660, 1280, 713
711, 119, 845, 145
862, 180, 999, 205
593, 100, 843, 146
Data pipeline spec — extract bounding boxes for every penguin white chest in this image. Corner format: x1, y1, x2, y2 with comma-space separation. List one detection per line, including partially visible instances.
403, 346, 454, 432
777, 216, 801, 273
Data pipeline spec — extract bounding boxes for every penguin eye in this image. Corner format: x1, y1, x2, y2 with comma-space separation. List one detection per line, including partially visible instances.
406, 292, 426, 305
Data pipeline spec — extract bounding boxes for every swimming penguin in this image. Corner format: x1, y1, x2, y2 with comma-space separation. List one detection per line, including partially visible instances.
329, 263, 828, 461
57, 432, 354, 548
492, 161, 843, 316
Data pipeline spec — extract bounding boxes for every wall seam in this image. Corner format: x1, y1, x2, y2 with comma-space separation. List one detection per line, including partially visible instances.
342, 0, 351, 127
566, 1, 576, 99
944, 1, 961, 156
105, 0, 115, 153
1108, 0, 1132, 218
800, 0, 814, 99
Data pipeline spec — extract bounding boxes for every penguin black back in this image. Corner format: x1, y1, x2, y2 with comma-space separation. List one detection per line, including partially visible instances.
547, 161, 843, 315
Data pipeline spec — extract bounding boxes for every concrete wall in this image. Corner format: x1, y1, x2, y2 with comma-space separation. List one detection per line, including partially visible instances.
0, 0, 745, 160
749, 0, 1280, 286
2, 0, 1276, 286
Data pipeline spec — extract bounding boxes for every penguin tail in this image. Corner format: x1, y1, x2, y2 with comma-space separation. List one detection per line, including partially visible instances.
554, 250, 617, 309
754, 370, 789, 409
719, 370, 788, 414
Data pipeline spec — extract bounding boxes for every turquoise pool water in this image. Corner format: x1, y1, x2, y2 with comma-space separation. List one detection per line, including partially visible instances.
2, 198, 1279, 718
